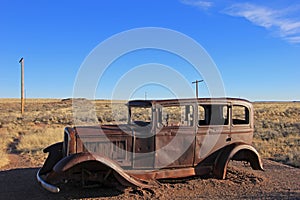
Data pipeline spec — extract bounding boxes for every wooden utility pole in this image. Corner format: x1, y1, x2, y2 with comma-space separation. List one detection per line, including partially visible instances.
19, 57, 25, 114
192, 80, 203, 98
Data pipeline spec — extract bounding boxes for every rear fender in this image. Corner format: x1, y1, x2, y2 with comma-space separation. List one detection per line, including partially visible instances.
213, 144, 264, 179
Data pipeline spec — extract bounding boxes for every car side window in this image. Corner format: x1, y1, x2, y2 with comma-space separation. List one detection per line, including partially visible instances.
198, 104, 228, 126
159, 105, 194, 127
232, 105, 249, 125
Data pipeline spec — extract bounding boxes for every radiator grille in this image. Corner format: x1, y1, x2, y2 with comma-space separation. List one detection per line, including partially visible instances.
83, 140, 127, 160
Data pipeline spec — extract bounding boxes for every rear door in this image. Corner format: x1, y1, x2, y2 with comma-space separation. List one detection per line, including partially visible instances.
230, 103, 253, 143
195, 103, 231, 163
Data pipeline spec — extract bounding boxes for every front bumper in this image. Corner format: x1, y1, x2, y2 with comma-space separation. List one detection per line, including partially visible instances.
36, 168, 60, 193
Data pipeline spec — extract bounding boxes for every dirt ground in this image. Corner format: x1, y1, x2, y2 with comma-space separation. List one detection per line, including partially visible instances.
0, 155, 299, 200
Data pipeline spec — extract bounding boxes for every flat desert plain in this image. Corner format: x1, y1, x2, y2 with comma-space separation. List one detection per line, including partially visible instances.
0, 99, 299, 199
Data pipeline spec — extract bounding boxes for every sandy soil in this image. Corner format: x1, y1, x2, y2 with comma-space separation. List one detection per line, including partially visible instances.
0, 155, 299, 200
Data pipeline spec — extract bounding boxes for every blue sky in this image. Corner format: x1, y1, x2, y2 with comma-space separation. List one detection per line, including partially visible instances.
0, 0, 299, 101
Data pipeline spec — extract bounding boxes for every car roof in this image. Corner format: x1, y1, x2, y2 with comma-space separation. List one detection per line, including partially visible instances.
128, 97, 251, 106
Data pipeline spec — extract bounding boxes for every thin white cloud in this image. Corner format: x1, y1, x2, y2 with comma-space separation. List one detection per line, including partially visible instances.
285, 36, 300, 44
223, 3, 300, 44
180, 0, 213, 10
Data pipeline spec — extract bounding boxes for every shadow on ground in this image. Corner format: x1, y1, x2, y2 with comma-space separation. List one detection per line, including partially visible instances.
0, 168, 123, 200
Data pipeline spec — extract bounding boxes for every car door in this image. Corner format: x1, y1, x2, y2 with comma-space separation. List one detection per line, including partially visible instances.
154, 103, 196, 169
230, 103, 253, 143
194, 103, 231, 164
130, 105, 155, 169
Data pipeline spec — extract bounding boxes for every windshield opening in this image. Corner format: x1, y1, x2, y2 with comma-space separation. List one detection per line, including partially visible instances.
128, 106, 152, 127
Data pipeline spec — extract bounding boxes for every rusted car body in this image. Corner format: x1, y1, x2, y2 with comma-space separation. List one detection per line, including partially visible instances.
37, 98, 263, 192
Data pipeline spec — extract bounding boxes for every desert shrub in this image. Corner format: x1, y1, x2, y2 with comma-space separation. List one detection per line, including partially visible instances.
253, 102, 300, 168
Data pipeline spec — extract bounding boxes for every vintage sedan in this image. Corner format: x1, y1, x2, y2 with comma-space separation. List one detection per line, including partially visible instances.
37, 98, 263, 192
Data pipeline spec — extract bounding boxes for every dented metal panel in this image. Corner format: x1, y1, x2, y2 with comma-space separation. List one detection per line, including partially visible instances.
37, 98, 263, 193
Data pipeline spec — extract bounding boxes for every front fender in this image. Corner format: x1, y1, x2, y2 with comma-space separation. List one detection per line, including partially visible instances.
37, 142, 63, 193
53, 152, 155, 188
213, 143, 264, 179
39, 142, 63, 175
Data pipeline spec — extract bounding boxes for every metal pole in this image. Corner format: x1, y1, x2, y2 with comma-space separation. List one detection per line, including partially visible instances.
192, 80, 203, 98
195, 82, 198, 98
19, 58, 25, 114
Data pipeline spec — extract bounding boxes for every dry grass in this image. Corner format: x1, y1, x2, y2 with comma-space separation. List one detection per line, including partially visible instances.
16, 127, 63, 153
0, 132, 11, 168
253, 134, 300, 167
0, 125, 21, 168
0, 99, 299, 168
253, 102, 300, 167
